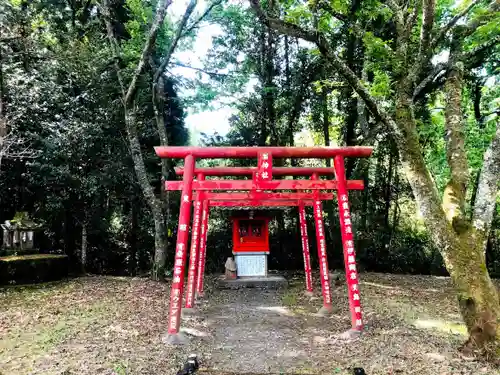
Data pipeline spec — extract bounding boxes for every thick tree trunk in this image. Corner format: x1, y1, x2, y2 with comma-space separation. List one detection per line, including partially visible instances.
395, 90, 500, 355
124, 109, 167, 280
445, 233, 500, 355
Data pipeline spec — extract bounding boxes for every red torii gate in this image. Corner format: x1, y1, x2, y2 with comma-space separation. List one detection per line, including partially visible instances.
155, 146, 373, 344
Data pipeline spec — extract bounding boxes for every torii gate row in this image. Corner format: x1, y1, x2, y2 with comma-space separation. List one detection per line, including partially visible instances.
187, 196, 328, 310
154, 146, 373, 344
175, 170, 364, 325
179, 176, 363, 320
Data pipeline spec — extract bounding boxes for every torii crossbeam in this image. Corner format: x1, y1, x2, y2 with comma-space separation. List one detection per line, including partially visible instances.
154, 146, 373, 344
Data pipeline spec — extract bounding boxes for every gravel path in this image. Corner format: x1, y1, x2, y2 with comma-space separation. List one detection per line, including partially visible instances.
195, 288, 322, 374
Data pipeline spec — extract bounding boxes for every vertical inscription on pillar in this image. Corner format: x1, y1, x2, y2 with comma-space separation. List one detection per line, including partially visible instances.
313, 199, 331, 305
185, 199, 202, 308
299, 205, 313, 292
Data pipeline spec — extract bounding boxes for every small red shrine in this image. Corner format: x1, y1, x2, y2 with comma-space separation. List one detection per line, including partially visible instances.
231, 211, 270, 277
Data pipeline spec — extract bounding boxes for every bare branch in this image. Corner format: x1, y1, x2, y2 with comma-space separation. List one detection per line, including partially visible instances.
153, 0, 197, 84
413, 62, 448, 99
0, 36, 21, 43
418, 0, 435, 56
0, 132, 38, 170
182, 0, 223, 37
430, 0, 482, 49
114, 0, 173, 105
472, 120, 500, 247
172, 62, 232, 77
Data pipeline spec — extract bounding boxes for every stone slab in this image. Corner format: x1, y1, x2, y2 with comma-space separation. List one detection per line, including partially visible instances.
216, 275, 288, 290
234, 254, 267, 277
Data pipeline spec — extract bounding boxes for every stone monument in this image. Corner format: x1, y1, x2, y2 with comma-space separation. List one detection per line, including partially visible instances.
1, 212, 41, 256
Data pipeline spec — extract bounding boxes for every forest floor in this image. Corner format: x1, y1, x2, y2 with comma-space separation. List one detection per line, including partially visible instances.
1, 273, 498, 375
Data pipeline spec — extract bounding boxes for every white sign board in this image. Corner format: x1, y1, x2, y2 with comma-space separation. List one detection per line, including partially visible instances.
235, 254, 267, 277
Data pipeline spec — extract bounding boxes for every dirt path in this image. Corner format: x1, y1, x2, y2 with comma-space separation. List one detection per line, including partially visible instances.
195, 288, 325, 374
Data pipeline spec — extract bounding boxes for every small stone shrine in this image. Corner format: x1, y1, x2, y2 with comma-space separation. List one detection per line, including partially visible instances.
1, 212, 41, 256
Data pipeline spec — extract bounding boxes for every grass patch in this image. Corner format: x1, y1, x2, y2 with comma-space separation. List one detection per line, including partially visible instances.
413, 318, 468, 336
281, 291, 298, 306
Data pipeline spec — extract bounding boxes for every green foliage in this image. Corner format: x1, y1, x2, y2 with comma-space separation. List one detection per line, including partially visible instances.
369, 71, 392, 99
0, 0, 190, 276
1, 0, 499, 280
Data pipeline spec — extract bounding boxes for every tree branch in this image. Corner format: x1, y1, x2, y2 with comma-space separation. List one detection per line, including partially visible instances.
317, 0, 348, 22
462, 35, 500, 67
402, 0, 420, 40
407, 0, 436, 84
248, 0, 400, 138
249, 0, 318, 43
413, 62, 448, 99
172, 62, 232, 77
153, 0, 197, 84
315, 1, 365, 39
122, 0, 173, 105
443, 61, 469, 226
430, 0, 482, 49
100, 0, 126, 97
418, 0, 435, 57
387, 0, 405, 32
472, 120, 500, 247
181, 0, 223, 37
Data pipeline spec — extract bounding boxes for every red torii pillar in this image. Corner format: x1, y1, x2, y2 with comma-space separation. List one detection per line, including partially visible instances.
311, 172, 332, 314
335, 156, 363, 332
185, 173, 204, 310
298, 202, 313, 296
165, 154, 195, 344
196, 199, 210, 298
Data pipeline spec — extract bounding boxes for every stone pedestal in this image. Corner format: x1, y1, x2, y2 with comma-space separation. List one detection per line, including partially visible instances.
216, 275, 288, 290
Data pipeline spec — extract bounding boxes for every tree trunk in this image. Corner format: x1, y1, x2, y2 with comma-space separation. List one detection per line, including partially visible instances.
384, 151, 394, 228
446, 233, 500, 355
321, 87, 331, 167
81, 221, 87, 274
0, 43, 6, 170
128, 196, 138, 276
124, 108, 167, 280
395, 89, 500, 355
153, 77, 172, 266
